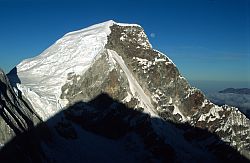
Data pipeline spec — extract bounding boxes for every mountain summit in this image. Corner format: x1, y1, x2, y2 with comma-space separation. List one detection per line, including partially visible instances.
2, 20, 250, 162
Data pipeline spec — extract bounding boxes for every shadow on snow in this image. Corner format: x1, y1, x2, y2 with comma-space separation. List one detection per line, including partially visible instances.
0, 93, 249, 163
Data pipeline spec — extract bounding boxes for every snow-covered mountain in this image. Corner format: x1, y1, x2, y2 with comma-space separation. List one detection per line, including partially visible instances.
2, 20, 250, 162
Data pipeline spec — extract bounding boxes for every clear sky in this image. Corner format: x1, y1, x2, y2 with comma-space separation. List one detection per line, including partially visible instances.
0, 0, 249, 83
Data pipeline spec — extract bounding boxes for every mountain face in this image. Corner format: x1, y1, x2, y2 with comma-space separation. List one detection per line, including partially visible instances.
1, 20, 250, 162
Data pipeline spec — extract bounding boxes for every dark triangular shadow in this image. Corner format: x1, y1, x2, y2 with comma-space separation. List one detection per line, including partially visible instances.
0, 93, 249, 163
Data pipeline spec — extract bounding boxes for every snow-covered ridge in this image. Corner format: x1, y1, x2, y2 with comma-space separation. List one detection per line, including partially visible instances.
64, 20, 114, 37
64, 20, 140, 37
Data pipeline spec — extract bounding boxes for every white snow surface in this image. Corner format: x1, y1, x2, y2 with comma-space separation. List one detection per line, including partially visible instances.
14, 20, 140, 120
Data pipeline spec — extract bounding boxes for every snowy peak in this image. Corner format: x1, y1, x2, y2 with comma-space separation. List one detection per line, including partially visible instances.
16, 20, 142, 74
7, 21, 250, 161
9, 21, 149, 120
64, 20, 140, 37
64, 20, 114, 37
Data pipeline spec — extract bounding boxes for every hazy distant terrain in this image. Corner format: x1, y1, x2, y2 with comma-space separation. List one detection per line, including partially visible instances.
219, 88, 250, 95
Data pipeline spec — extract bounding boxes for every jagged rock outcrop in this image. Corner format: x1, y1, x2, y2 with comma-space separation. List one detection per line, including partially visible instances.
0, 69, 41, 146
4, 20, 250, 162
0, 69, 49, 163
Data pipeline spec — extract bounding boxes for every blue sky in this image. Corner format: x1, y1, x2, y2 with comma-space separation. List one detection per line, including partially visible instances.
0, 0, 249, 82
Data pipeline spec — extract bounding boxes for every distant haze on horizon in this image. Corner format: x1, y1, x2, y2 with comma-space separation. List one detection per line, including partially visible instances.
0, 0, 249, 84
189, 80, 250, 94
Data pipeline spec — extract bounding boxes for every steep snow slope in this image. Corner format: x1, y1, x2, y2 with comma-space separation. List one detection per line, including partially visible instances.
13, 21, 119, 120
